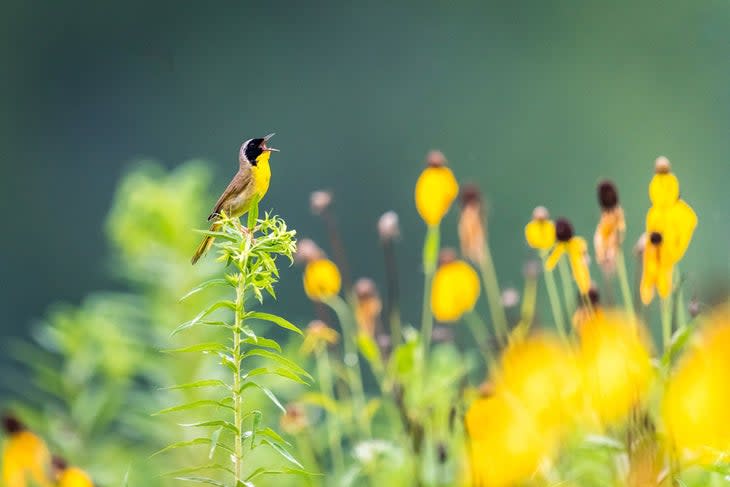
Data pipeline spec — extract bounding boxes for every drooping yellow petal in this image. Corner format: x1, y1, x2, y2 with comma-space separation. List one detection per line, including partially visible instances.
58, 467, 94, 487
567, 237, 591, 295
524, 219, 556, 250
415, 166, 459, 226
578, 311, 654, 426
2, 431, 52, 487
303, 258, 342, 301
656, 257, 674, 300
431, 260, 480, 322
664, 304, 730, 465
648, 172, 679, 208
545, 242, 566, 271
640, 242, 659, 305
665, 199, 697, 263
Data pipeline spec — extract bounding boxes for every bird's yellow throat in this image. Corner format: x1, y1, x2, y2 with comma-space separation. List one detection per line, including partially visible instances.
252, 151, 272, 199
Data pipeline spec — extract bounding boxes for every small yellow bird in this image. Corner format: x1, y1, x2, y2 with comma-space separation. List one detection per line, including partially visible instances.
191, 133, 278, 264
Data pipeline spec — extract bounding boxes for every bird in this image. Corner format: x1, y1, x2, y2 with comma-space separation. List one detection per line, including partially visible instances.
191, 133, 278, 264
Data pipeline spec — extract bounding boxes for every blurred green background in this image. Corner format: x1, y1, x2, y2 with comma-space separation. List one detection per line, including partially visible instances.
1, 0, 729, 349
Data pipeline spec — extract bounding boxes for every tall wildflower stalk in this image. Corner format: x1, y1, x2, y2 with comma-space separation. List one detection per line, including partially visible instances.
157, 204, 311, 486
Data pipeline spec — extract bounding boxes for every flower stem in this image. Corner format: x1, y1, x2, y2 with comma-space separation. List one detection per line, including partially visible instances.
541, 254, 567, 342
464, 311, 496, 369
383, 240, 402, 347
327, 295, 370, 436
233, 272, 246, 481
661, 295, 673, 352
478, 243, 509, 345
557, 259, 576, 317
616, 248, 634, 317
421, 225, 440, 358
315, 347, 344, 475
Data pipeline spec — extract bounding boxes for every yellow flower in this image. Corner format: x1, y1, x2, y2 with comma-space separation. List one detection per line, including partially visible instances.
663, 304, 730, 465
577, 311, 654, 426
593, 181, 626, 275
430, 259, 480, 322
495, 333, 581, 432
300, 320, 339, 355
458, 184, 486, 264
524, 206, 555, 250
466, 395, 556, 487
646, 199, 697, 265
303, 258, 341, 301
648, 156, 679, 208
639, 232, 674, 304
545, 219, 592, 295
2, 417, 51, 487
414, 150, 459, 227
58, 467, 94, 487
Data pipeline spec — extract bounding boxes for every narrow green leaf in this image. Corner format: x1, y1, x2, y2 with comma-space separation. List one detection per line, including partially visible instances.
259, 437, 304, 468
162, 464, 234, 477
241, 349, 312, 380
179, 279, 230, 302
246, 467, 319, 481
175, 476, 228, 487
171, 301, 236, 336
209, 427, 222, 460
179, 420, 239, 434
160, 380, 227, 392
152, 400, 234, 416
150, 438, 211, 457
246, 312, 303, 335
240, 382, 286, 413
257, 427, 289, 446
242, 336, 282, 352
162, 343, 229, 354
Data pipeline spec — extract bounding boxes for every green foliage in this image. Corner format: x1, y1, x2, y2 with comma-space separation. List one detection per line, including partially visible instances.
158, 209, 311, 486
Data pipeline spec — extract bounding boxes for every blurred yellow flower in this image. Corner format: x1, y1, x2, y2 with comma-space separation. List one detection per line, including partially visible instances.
524, 206, 555, 250
57, 467, 94, 487
648, 156, 679, 208
593, 181, 626, 276
646, 199, 697, 264
639, 232, 674, 304
300, 320, 339, 356
430, 260, 480, 322
303, 258, 341, 301
496, 333, 581, 431
663, 304, 730, 465
2, 417, 51, 487
577, 311, 654, 426
414, 150, 459, 227
466, 395, 556, 487
546, 219, 591, 295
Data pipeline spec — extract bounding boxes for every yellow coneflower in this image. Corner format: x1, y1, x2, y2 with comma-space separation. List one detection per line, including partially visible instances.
572, 287, 601, 332
645, 199, 697, 267
639, 232, 674, 304
577, 311, 654, 427
414, 150, 459, 227
546, 218, 592, 296
458, 184, 486, 265
430, 252, 481, 322
303, 258, 342, 302
300, 320, 339, 356
466, 394, 557, 487
593, 180, 626, 276
279, 404, 309, 436
2, 416, 52, 487
524, 206, 555, 251
663, 303, 730, 465
52, 458, 94, 487
648, 156, 679, 208
353, 278, 382, 338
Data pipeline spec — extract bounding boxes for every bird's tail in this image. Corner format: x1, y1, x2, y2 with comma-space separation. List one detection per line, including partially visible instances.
191, 222, 220, 265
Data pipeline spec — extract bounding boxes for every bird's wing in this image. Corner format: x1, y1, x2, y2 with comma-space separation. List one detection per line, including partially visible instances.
208, 169, 252, 220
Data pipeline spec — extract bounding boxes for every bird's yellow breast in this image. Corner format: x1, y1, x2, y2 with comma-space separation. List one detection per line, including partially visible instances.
252, 151, 272, 200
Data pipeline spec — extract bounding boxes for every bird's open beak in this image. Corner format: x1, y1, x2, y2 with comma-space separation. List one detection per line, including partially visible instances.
262, 133, 279, 152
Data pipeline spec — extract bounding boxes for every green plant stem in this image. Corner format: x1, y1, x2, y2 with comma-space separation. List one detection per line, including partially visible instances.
541, 254, 567, 342
421, 225, 440, 359
661, 295, 673, 353
315, 347, 344, 475
464, 311, 496, 369
616, 248, 634, 317
478, 243, 509, 345
383, 240, 402, 347
674, 267, 688, 329
233, 272, 246, 481
557, 259, 576, 317
327, 295, 370, 436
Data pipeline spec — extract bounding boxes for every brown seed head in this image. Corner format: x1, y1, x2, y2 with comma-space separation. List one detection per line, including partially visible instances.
587, 287, 600, 306
426, 150, 447, 167
294, 238, 324, 264
377, 211, 400, 243
354, 277, 378, 301
479, 381, 495, 397
438, 248, 458, 266
654, 156, 671, 174
597, 180, 619, 210
2, 415, 23, 434
555, 218, 574, 242
51, 456, 68, 472
532, 206, 550, 221
310, 190, 333, 215
460, 184, 482, 207
649, 232, 663, 245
